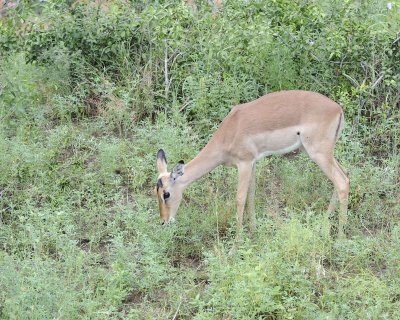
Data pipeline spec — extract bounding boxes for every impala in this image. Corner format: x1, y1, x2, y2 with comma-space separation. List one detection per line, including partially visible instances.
154, 90, 349, 239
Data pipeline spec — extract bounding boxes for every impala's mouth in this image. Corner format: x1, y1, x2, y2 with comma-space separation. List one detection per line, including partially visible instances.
160, 217, 175, 225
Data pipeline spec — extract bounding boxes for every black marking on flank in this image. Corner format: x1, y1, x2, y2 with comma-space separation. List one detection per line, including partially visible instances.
334, 112, 343, 141
157, 149, 167, 163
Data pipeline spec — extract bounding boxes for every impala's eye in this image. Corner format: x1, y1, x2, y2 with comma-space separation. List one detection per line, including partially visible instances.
163, 191, 170, 200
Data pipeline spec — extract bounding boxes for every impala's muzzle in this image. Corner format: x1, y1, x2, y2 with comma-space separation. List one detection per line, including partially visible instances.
160, 216, 175, 225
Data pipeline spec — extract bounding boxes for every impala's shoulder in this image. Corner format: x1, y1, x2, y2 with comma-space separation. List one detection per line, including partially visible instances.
301, 90, 338, 101
226, 104, 243, 118
217, 105, 243, 133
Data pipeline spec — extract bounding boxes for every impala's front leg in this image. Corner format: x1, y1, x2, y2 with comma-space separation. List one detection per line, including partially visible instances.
235, 162, 254, 243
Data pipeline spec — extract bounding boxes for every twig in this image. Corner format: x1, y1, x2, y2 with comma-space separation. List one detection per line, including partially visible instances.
168, 50, 180, 64
171, 298, 182, 320
371, 74, 384, 90
342, 73, 359, 87
328, 61, 352, 65
392, 33, 400, 46
164, 39, 169, 99
179, 99, 192, 112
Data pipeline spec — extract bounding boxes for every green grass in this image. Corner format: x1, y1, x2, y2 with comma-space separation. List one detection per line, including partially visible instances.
1, 115, 398, 319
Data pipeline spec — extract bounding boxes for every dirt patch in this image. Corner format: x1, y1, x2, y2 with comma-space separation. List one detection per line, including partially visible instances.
78, 238, 108, 255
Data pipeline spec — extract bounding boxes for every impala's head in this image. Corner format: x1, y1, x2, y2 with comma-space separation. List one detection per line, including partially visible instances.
155, 149, 185, 224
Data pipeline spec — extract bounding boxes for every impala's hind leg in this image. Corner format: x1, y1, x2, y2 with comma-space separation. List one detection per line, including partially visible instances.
313, 154, 349, 238
302, 137, 349, 238
327, 189, 338, 214
327, 159, 349, 215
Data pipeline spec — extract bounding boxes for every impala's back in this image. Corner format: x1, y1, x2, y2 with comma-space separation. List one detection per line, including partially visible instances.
214, 90, 343, 163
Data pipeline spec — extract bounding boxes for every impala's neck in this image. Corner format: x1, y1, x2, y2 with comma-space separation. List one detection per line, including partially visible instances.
180, 139, 224, 189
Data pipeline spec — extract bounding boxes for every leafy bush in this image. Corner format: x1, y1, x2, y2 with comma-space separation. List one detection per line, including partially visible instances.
1, 0, 398, 139
193, 218, 400, 319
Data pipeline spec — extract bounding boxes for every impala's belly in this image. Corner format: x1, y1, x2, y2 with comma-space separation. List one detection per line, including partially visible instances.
249, 127, 302, 160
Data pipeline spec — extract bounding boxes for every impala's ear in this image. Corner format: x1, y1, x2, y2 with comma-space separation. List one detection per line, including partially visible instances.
171, 161, 184, 181
156, 149, 168, 173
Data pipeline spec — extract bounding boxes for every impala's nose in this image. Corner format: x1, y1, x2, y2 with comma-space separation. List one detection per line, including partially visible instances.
160, 217, 175, 225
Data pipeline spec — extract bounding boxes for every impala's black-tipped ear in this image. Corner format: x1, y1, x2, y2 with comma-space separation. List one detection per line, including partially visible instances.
157, 149, 167, 161
156, 149, 168, 173
171, 162, 184, 181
